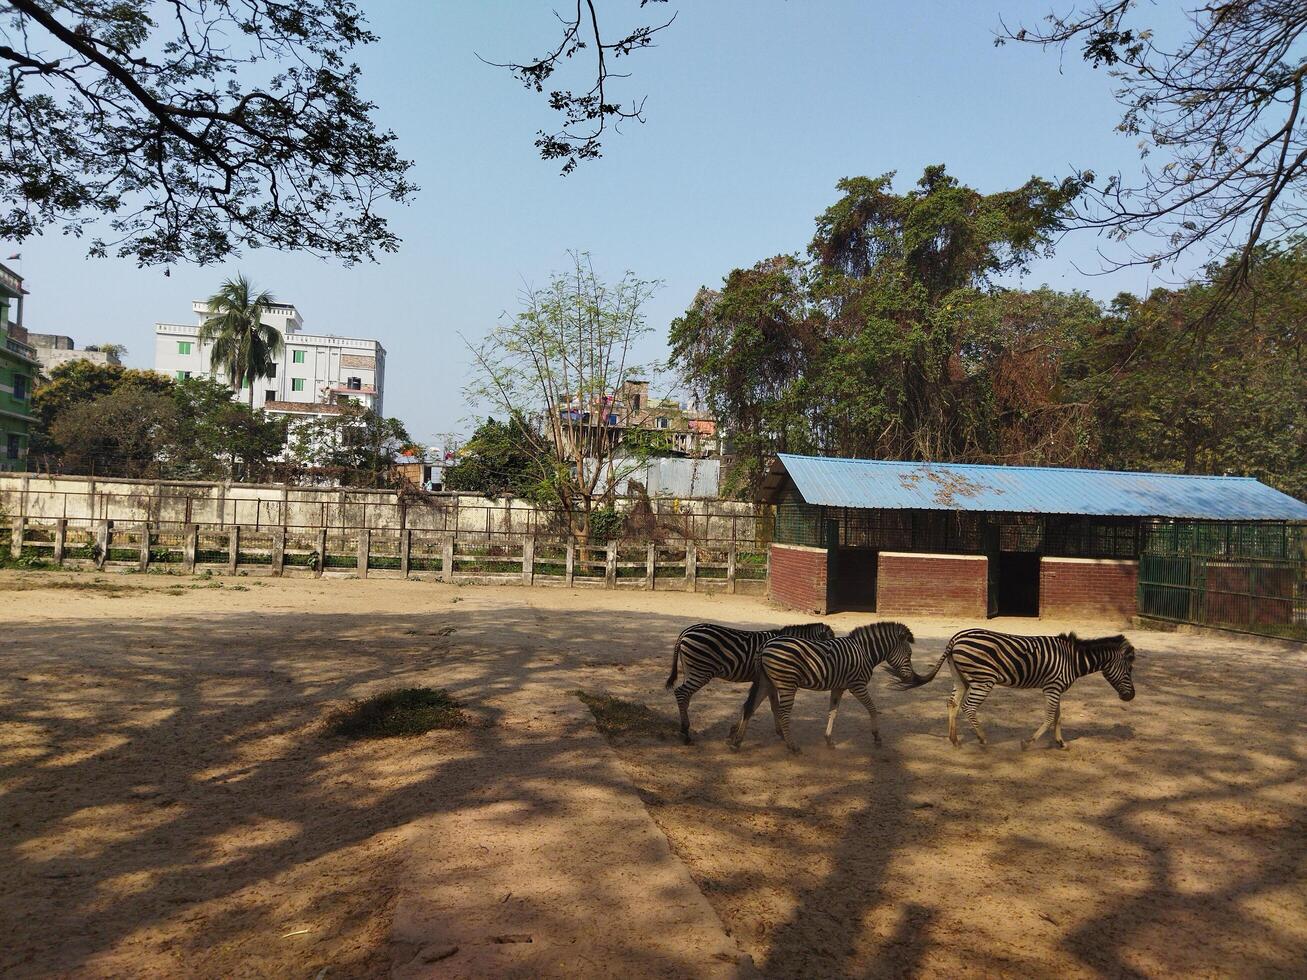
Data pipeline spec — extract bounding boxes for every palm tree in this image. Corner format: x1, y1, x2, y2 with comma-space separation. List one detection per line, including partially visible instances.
198, 274, 283, 408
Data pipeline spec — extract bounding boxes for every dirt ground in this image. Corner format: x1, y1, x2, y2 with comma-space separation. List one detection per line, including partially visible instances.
1, 569, 1305, 978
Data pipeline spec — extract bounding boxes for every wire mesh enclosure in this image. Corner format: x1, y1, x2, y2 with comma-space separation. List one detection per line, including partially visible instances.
1139, 520, 1306, 640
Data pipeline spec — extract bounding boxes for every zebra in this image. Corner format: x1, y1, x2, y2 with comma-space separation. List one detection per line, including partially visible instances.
907, 628, 1137, 749
666, 621, 835, 744
728, 622, 926, 753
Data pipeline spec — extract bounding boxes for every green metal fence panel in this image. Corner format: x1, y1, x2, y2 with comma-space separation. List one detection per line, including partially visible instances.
1138, 520, 1306, 641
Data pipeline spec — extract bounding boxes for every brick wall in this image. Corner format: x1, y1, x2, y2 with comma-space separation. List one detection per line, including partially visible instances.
769, 543, 830, 615
1040, 558, 1138, 621
877, 552, 987, 618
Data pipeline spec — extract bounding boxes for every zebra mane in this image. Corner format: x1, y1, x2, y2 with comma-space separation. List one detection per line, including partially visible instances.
850, 622, 913, 645
1071, 633, 1127, 655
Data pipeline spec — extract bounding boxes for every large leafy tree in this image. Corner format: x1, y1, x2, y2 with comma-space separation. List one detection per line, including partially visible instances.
29, 360, 172, 467
48, 386, 179, 478
168, 377, 287, 482
0, 0, 415, 266
672, 166, 1086, 492
286, 402, 412, 488
199, 275, 283, 407
1066, 243, 1307, 497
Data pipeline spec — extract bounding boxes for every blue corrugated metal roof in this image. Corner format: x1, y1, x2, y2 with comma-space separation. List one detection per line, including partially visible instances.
771, 454, 1307, 521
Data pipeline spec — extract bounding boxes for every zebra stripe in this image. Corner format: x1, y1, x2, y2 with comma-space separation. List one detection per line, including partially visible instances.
911, 628, 1137, 749
729, 622, 924, 752
666, 622, 835, 744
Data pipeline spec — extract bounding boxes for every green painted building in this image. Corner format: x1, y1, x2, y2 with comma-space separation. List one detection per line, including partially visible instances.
1, 263, 37, 472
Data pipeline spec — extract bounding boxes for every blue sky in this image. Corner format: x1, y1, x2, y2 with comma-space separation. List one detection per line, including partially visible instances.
10, 1, 1196, 445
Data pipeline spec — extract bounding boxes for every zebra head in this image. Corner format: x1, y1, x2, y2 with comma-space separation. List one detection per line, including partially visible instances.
779, 622, 836, 642
1102, 637, 1137, 701
850, 622, 918, 684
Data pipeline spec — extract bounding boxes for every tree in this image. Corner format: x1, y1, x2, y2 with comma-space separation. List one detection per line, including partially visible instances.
465, 253, 660, 540
0, 0, 415, 266
29, 360, 172, 467
168, 376, 286, 482
199, 275, 283, 407
286, 402, 412, 488
671, 167, 1086, 492
444, 416, 545, 499
1003, 1, 1307, 290
488, 0, 676, 174
1064, 242, 1307, 497
49, 386, 178, 478
84, 343, 128, 362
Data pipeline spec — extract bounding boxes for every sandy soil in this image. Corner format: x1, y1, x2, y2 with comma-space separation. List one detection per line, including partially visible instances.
2, 569, 1305, 978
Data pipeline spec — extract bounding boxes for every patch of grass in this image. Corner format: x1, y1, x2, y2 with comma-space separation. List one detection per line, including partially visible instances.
573, 690, 675, 741
325, 687, 467, 739
0, 576, 136, 595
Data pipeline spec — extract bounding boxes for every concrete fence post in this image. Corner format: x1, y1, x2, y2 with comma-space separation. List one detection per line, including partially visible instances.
138, 522, 150, 572
728, 543, 737, 594
605, 540, 617, 588
357, 529, 370, 578
565, 541, 575, 586
10, 515, 24, 559
271, 528, 285, 577
442, 538, 455, 582
522, 535, 535, 585
228, 526, 239, 575
53, 519, 66, 566
646, 542, 656, 590
686, 541, 697, 593
183, 524, 197, 573
315, 528, 327, 578
96, 520, 110, 570
400, 529, 411, 579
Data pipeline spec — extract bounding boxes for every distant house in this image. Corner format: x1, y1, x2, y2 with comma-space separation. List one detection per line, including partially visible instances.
393, 447, 457, 491
553, 380, 723, 460
0, 263, 37, 472
26, 334, 123, 372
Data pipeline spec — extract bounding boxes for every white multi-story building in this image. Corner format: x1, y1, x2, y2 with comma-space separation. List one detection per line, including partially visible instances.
154, 302, 385, 419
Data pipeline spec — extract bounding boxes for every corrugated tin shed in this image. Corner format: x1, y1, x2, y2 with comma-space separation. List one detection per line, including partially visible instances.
759, 454, 1307, 521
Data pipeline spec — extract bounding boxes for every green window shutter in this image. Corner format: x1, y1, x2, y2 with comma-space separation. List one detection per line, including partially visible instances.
292, 378, 304, 391
292, 350, 305, 364
178, 341, 192, 354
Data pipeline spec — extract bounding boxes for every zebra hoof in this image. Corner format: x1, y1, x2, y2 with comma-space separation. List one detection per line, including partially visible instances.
825, 737, 835, 749
1020, 739, 1032, 751
787, 743, 802, 754
1055, 740, 1068, 751
872, 734, 883, 748
681, 734, 694, 746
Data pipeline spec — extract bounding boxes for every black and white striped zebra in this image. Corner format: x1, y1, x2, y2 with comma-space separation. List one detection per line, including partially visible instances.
666, 621, 835, 744
910, 628, 1137, 749
728, 622, 926, 752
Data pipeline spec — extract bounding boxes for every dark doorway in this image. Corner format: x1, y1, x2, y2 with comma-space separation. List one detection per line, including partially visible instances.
830, 548, 878, 612
993, 552, 1040, 617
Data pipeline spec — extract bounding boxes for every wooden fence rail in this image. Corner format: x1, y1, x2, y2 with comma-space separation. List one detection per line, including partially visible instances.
2, 518, 769, 595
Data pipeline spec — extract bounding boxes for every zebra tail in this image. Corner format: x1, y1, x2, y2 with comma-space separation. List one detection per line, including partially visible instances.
665, 638, 681, 689
895, 649, 949, 690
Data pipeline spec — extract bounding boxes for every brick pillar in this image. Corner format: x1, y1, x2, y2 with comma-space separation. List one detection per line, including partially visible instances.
768, 543, 830, 615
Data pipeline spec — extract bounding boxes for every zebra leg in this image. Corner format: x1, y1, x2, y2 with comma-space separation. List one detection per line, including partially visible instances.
959, 682, 994, 746
775, 684, 800, 753
728, 677, 764, 749
768, 682, 785, 739
1053, 700, 1067, 750
947, 685, 964, 747
673, 674, 710, 745
849, 683, 882, 748
825, 688, 845, 748
1022, 687, 1061, 750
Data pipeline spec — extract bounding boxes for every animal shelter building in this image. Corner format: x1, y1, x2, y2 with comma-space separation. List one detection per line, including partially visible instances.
760, 454, 1307, 623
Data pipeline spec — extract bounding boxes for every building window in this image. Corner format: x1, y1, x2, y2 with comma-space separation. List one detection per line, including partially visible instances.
175, 370, 192, 381
292, 350, 306, 364
12, 374, 26, 401
292, 378, 305, 392
6, 433, 19, 460
346, 376, 362, 390
656, 416, 668, 429
265, 389, 276, 402
177, 341, 192, 355
607, 413, 618, 425
267, 364, 277, 377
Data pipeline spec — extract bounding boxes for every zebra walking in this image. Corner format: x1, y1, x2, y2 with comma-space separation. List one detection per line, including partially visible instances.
728, 622, 926, 753
909, 628, 1136, 749
666, 622, 834, 744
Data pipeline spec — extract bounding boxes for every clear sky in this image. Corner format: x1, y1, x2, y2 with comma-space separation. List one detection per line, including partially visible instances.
9, 1, 1197, 446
